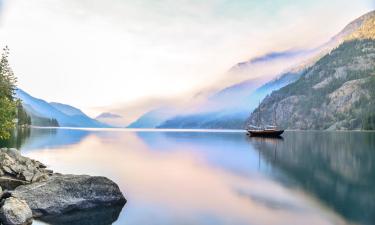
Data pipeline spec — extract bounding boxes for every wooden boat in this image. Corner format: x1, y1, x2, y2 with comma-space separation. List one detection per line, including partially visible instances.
247, 105, 284, 138
247, 127, 284, 137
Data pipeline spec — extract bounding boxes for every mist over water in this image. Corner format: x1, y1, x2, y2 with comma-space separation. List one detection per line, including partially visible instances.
2, 128, 375, 225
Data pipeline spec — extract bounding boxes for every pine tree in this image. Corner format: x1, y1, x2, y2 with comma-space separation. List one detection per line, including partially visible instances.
0, 46, 18, 139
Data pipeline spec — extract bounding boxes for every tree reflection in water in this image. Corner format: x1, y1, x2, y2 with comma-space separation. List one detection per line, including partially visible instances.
248, 131, 375, 225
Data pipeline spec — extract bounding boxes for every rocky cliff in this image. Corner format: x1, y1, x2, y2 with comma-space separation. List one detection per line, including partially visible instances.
247, 10, 375, 130
247, 38, 375, 130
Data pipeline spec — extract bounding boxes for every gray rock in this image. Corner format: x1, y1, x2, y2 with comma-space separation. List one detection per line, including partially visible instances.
0, 177, 27, 190
0, 148, 52, 190
13, 174, 126, 218
0, 148, 126, 223
0, 197, 32, 225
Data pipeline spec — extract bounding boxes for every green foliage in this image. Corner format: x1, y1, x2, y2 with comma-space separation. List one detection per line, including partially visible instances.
0, 97, 17, 139
0, 46, 17, 139
363, 113, 375, 130
16, 102, 31, 126
30, 116, 59, 127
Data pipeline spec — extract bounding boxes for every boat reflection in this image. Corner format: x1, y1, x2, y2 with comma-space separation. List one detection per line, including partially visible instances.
249, 131, 375, 225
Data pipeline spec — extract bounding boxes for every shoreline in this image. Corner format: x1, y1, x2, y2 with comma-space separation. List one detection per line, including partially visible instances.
22, 126, 375, 133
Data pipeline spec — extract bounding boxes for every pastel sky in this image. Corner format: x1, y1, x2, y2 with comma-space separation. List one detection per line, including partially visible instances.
0, 0, 373, 118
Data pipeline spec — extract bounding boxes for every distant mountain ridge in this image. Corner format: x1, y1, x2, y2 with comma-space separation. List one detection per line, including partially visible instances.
247, 10, 375, 130
96, 112, 122, 119
157, 73, 302, 129
50, 102, 86, 117
16, 89, 109, 128
95, 112, 124, 127
229, 49, 315, 73
128, 107, 180, 128
131, 51, 312, 129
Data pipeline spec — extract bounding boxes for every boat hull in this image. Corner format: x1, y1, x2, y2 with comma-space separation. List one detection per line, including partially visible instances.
247, 130, 284, 137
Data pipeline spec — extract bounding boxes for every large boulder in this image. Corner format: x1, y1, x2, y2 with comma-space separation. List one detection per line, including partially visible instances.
0, 197, 32, 225
12, 174, 126, 218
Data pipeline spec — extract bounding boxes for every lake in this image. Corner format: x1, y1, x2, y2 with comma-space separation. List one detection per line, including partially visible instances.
1, 128, 375, 225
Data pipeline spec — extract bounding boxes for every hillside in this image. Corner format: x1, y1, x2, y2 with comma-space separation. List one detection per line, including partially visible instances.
247, 10, 375, 130
158, 70, 303, 129
128, 107, 177, 128
50, 102, 86, 116
247, 39, 375, 130
16, 89, 108, 128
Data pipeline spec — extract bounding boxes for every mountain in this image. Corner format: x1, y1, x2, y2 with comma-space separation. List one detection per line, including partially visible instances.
128, 107, 178, 128
131, 10, 375, 130
16, 89, 109, 128
158, 70, 304, 129
229, 49, 316, 75
131, 51, 311, 129
328, 10, 375, 45
96, 112, 122, 119
95, 112, 124, 127
50, 102, 86, 116
247, 10, 375, 130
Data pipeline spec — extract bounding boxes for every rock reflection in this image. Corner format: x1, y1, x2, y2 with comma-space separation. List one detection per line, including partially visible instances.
39, 205, 123, 225
249, 131, 375, 225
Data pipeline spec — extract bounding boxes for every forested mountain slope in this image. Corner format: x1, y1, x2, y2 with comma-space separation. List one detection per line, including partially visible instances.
247, 39, 375, 130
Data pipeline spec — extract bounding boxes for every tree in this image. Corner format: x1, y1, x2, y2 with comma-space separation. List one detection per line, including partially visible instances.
0, 46, 18, 139
16, 102, 31, 126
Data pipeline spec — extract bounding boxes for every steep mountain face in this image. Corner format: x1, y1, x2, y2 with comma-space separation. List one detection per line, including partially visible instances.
16, 89, 108, 128
247, 39, 375, 130
247, 10, 375, 130
332, 10, 375, 42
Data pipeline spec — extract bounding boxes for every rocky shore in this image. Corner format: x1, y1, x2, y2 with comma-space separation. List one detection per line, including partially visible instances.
0, 148, 126, 225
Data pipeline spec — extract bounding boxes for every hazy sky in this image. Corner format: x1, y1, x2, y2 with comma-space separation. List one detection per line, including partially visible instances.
0, 0, 373, 117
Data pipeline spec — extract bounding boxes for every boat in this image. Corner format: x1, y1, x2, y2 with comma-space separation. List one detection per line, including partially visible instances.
247, 105, 284, 138
247, 126, 284, 137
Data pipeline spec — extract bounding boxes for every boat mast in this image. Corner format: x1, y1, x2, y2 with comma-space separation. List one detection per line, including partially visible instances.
258, 101, 261, 129
273, 106, 276, 127
274, 104, 279, 127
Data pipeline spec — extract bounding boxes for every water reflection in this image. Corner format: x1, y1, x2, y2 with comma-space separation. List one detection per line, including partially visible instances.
1, 129, 374, 225
40, 206, 123, 225
0, 128, 31, 149
250, 132, 375, 225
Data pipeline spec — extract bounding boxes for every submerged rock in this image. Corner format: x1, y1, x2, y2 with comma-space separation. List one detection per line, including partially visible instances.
13, 174, 126, 218
0, 197, 32, 225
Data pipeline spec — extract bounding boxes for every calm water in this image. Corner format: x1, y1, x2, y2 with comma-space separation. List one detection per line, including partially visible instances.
1, 128, 375, 225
